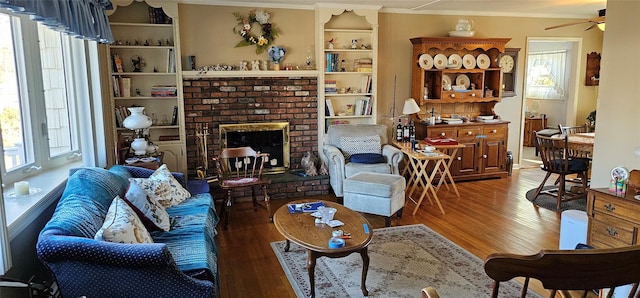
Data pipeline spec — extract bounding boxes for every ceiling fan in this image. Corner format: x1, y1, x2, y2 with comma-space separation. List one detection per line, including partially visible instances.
545, 9, 606, 31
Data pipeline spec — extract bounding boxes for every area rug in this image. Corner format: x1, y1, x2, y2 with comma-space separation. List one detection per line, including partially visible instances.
526, 185, 586, 212
271, 224, 541, 297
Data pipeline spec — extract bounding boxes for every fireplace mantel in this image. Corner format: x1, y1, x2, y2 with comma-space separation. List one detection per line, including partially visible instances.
182, 70, 318, 79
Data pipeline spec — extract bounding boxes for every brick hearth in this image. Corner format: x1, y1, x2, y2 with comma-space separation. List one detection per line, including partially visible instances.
182, 75, 330, 200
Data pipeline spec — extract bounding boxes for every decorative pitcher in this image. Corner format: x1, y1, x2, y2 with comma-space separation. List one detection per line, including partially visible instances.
455, 19, 474, 31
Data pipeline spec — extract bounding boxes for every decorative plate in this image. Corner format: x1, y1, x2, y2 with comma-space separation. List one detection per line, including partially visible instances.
447, 54, 462, 69
442, 74, 453, 88
141, 157, 157, 163
434, 54, 448, 69
418, 54, 434, 70
125, 157, 140, 164
476, 53, 490, 69
462, 54, 476, 69
611, 166, 630, 181
455, 74, 471, 89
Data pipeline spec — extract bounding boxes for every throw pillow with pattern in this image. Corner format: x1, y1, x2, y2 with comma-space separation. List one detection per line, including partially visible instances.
124, 181, 170, 231
129, 164, 191, 207
95, 196, 153, 244
340, 135, 381, 159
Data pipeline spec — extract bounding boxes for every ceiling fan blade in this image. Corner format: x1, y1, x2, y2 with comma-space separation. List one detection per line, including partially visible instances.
584, 23, 597, 31
545, 20, 591, 30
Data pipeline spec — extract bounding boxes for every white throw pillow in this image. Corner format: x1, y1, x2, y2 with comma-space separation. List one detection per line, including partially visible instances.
95, 196, 154, 244
124, 181, 171, 231
340, 135, 382, 159
129, 164, 191, 208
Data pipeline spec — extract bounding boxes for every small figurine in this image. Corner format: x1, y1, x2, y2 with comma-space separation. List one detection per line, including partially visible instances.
144, 39, 150, 46
135, 88, 142, 96
240, 61, 248, 71
351, 39, 357, 49
251, 60, 260, 71
157, 40, 162, 46
328, 38, 334, 49
262, 60, 268, 71
153, 67, 158, 73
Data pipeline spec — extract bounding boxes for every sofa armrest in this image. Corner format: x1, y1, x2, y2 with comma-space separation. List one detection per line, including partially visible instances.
37, 235, 217, 297
323, 144, 347, 196
382, 144, 403, 175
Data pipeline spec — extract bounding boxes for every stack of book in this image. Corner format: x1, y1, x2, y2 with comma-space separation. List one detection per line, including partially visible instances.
325, 80, 337, 94
354, 96, 373, 116
114, 106, 131, 128
354, 58, 373, 72
325, 53, 339, 72
151, 85, 177, 97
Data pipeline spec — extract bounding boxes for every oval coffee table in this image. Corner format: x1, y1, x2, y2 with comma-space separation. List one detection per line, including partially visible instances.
273, 199, 373, 297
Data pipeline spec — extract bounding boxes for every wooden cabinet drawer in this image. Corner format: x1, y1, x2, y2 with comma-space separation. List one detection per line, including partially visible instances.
457, 126, 482, 139
428, 127, 457, 138
442, 90, 483, 99
590, 216, 637, 248
482, 125, 506, 139
593, 195, 638, 223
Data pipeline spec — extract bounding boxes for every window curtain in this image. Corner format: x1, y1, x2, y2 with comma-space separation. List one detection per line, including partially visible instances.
525, 50, 567, 100
0, 0, 114, 44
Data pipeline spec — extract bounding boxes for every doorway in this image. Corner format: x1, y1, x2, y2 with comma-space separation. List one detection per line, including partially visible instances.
519, 37, 583, 169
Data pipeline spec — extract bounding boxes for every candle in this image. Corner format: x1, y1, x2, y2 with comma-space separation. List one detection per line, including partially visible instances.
270, 159, 278, 166
15, 181, 30, 196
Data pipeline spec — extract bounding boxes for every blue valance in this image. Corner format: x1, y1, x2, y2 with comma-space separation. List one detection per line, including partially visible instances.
0, 0, 114, 44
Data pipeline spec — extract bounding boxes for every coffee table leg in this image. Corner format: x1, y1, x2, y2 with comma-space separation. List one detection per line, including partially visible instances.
284, 239, 290, 252
360, 247, 369, 296
307, 250, 317, 298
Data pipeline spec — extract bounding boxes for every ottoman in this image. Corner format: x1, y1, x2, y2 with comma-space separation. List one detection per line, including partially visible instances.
343, 172, 406, 227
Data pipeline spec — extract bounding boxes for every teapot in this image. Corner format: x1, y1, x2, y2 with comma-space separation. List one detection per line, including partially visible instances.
455, 19, 474, 31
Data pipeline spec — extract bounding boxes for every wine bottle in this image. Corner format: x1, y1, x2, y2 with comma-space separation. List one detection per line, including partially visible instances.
396, 118, 403, 142
409, 120, 415, 142
403, 120, 410, 142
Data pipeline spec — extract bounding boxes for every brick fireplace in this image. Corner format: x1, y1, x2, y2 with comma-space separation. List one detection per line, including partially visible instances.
182, 75, 330, 200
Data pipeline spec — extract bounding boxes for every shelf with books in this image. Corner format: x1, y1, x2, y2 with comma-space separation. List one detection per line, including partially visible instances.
317, 8, 379, 143
105, 0, 186, 173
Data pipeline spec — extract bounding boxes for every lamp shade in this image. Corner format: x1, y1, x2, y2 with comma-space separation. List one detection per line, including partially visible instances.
402, 98, 421, 115
123, 107, 152, 130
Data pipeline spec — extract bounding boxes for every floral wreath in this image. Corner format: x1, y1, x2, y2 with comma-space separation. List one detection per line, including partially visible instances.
232, 10, 279, 55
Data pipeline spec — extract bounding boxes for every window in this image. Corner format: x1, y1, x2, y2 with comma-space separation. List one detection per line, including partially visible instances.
0, 10, 102, 275
525, 50, 568, 100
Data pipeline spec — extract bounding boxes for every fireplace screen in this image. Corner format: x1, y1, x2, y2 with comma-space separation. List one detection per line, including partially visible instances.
219, 122, 290, 174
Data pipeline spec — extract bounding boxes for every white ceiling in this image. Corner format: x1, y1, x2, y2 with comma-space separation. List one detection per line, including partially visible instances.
181, 0, 607, 19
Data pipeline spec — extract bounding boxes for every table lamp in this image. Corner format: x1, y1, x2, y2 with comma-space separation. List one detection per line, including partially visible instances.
402, 98, 421, 115
122, 106, 152, 155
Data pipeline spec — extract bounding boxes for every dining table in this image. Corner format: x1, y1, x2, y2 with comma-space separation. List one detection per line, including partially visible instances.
553, 132, 595, 158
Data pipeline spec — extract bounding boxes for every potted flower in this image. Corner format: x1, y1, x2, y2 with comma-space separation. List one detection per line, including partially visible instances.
268, 46, 286, 70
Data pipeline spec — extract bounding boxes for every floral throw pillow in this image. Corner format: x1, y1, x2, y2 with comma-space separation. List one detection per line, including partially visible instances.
340, 135, 381, 159
129, 164, 191, 208
95, 196, 153, 244
124, 181, 170, 231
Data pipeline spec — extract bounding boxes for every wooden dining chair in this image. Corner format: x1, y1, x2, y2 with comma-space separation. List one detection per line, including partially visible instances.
213, 146, 271, 229
533, 133, 589, 211
557, 124, 587, 135
422, 245, 640, 298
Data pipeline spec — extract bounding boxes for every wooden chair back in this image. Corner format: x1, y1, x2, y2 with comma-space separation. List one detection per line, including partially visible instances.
558, 124, 587, 135
535, 134, 570, 174
214, 146, 268, 181
484, 245, 640, 298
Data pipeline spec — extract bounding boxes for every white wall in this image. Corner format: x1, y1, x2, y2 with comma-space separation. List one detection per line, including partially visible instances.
590, 0, 640, 187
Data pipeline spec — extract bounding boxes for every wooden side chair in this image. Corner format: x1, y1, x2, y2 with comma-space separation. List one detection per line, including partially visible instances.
532, 133, 589, 211
422, 245, 640, 298
557, 124, 587, 135
213, 146, 271, 229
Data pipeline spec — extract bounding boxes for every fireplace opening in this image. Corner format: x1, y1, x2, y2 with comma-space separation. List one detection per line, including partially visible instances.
219, 122, 290, 174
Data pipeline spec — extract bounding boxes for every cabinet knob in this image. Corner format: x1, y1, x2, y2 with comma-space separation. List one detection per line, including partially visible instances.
440, 132, 446, 137
604, 203, 616, 212
482, 154, 487, 159
457, 157, 461, 160
450, 93, 456, 98
470, 93, 476, 97
466, 131, 472, 135
606, 227, 618, 237
490, 129, 497, 133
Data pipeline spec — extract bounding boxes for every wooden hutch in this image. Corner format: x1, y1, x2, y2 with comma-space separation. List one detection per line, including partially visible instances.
410, 37, 511, 181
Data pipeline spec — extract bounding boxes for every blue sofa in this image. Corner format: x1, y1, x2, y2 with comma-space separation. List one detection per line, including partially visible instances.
36, 165, 219, 298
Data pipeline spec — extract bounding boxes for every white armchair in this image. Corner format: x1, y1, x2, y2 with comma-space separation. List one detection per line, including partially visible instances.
323, 124, 403, 197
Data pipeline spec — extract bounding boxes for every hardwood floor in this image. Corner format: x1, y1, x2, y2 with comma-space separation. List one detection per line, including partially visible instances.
216, 167, 562, 297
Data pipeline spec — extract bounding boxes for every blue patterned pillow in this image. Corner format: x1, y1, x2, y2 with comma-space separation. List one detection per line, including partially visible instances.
350, 153, 386, 164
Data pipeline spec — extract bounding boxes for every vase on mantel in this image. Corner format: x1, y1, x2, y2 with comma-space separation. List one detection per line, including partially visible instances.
273, 63, 280, 71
